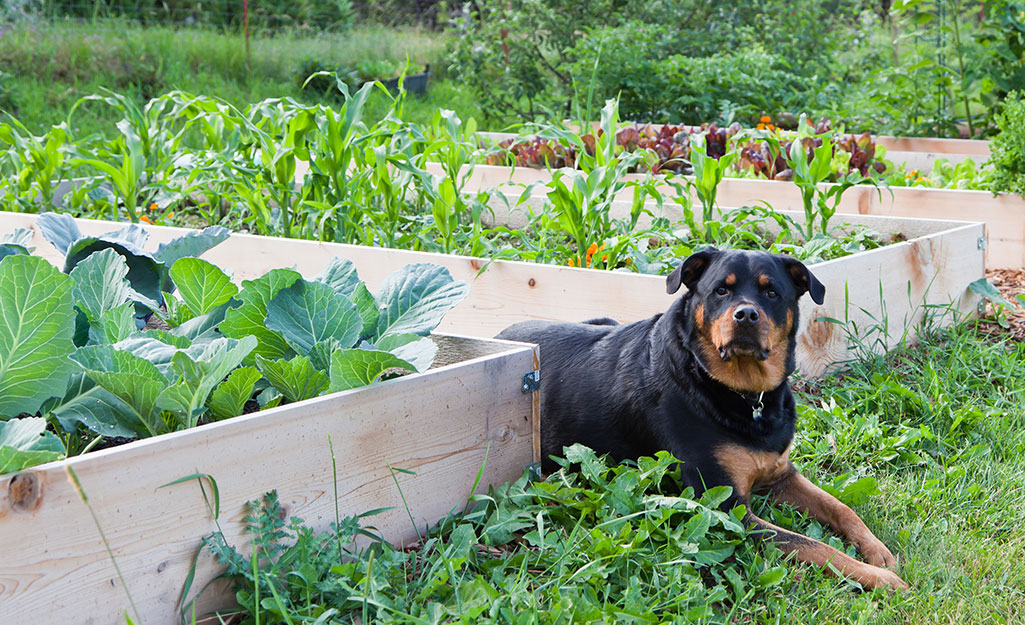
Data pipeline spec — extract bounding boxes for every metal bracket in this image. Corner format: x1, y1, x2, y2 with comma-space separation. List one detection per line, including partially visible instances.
521, 370, 540, 393
978, 236, 986, 250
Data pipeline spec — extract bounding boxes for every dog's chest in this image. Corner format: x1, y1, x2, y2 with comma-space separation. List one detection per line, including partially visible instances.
713, 442, 792, 499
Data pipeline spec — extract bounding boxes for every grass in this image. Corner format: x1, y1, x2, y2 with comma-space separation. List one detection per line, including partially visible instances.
0, 19, 484, 137
199, 318, 1025, 624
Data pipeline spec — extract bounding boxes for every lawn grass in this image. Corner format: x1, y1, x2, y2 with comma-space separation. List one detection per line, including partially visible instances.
0, 19, 484, 137
203, 317, 1025, 624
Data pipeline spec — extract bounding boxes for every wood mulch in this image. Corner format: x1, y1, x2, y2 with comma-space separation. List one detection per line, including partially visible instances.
977, 268, 1025, 342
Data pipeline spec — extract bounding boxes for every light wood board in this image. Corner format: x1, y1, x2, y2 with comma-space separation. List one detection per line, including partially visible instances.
0, 333, 538, 625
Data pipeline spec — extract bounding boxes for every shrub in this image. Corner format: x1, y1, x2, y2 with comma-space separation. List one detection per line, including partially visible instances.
568, 27, 809, 124
988, 91, 1025, 196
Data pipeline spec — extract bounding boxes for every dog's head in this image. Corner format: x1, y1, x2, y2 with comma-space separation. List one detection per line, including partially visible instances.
667, 248, 825, 393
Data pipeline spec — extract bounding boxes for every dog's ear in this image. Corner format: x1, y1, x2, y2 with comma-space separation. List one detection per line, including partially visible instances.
667, 248, 719, 294
781, 256, 826, 304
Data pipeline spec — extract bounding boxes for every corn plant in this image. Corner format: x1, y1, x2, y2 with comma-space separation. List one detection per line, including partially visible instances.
0, 118, 71, 211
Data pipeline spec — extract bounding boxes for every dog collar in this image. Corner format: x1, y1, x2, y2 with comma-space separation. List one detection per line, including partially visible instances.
733, 390, 766, 420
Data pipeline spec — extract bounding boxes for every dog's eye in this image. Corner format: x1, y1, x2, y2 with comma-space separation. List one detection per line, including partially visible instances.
715, 286, 728, 296
766, 290, 778, 299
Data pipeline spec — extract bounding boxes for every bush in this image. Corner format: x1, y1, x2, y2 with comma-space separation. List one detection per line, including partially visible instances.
568, 25, 809, 124
449, 0, 861, 126
988, 91, 1025, 196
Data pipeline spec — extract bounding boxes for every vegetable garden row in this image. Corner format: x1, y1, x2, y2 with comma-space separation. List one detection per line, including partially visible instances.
0, 82, 1010, 623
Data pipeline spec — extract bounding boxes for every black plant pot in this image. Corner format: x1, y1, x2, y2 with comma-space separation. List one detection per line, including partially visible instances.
382, 65, 430, 95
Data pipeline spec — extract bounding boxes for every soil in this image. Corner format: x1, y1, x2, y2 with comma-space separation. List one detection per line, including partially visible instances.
977, 268, 1025, 342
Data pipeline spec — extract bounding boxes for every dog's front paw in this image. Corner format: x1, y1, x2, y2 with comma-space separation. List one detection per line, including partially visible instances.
860, 538, 898, 569
864, 566, 910, 591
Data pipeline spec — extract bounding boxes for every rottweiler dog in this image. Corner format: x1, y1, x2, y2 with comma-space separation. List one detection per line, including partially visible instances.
497, 248, 908, 591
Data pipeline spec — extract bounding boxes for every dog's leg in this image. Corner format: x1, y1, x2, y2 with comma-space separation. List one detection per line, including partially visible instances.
768, 467, 900, 571
743, 511, 909, 591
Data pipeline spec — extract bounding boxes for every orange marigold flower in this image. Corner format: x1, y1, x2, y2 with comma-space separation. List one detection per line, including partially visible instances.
167, 212, 174, 219
759, 115, 772, 123
756, 123, 766, 131
148, 203, 158, 211
568, 257, 577, 267
140, 215, 152, 224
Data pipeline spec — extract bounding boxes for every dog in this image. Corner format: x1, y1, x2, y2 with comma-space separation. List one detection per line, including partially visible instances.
497, 248, 908, 591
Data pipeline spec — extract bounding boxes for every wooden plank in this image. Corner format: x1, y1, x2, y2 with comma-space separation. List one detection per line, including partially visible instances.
0, 335, 538, 625
0, 211, 982, 378
450, 163, 1022, 269
875, 136, 990, 157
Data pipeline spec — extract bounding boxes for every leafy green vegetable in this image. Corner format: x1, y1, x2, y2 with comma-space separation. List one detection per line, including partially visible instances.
374, 263, 470, 339
328, 348, 417, 392
265, 280, 363, 356
0, 255, 77, 418
255, 355, 329, 403
169, 257, 238, 316
0, 417, 65, 473
209, 366, 263, 421
221, 268, 302, 363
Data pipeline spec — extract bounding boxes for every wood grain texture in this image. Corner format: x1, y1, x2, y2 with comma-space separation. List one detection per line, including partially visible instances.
0, 210, 982, 378
0, 334, 538, 625
447, 162, 1020, 268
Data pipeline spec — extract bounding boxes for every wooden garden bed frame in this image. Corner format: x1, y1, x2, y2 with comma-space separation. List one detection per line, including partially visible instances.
440, 161, 1022, 268
2, 209, 982, 376
0, 213, 540, 625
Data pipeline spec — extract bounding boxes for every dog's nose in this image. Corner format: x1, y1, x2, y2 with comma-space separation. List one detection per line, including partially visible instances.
733, 306, 760, 326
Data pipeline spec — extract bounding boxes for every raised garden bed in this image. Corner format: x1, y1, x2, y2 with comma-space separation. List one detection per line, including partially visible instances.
443, 161, 1022, 269
0, 212, 539, 624
1, 210, 983, 378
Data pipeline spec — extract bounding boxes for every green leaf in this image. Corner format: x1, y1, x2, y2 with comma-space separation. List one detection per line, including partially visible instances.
154, 226, 231, 268
374, 264, 469, 339
169, 301, 230, 343
88, 302, 137, 345
328, 348, 416, 393
209, 366, 262, 421
0, 417, 65, 474
221, 268, 301, 363
170, 258, 238, 317
36, 211, 82, 255
313, 256, 361, 296
157, 336, 257, 427
113, 336, 182, 377
265, 280, 362, 356
374, 333, 437, 372
256, 355, 329, 403
70, 248, 132, 322
44, 373, 145, 438
969, 277, 1013, 308
145, 329, 192, 349
756, 567, 788, 588
0, 244, 29, 261
71, 344, 168, 437
312, 258, 380, 338
65, 237, 163, 310
0, 255, 77, 418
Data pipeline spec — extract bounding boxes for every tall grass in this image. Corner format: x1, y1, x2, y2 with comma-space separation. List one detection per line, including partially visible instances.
0, 20, 480, 136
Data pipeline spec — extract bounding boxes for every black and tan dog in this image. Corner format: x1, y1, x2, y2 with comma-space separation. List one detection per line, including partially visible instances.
497, 248, 908, 591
